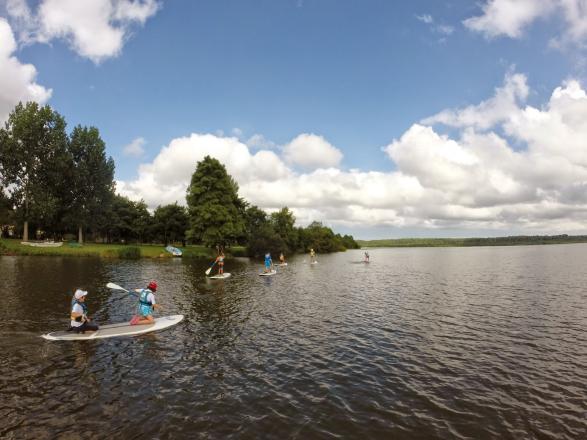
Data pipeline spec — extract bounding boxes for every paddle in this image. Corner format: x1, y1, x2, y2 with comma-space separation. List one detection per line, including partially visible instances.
106, 282, 138, 297
205, 260, 216, 276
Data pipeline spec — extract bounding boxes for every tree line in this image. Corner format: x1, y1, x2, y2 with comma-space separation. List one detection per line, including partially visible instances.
0, 102, 358, 254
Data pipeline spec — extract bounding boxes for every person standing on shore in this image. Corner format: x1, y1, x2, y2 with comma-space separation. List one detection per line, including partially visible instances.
69, 289, 99, 333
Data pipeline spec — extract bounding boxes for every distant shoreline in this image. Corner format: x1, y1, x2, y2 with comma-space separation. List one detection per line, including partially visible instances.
357, 235, 587, 248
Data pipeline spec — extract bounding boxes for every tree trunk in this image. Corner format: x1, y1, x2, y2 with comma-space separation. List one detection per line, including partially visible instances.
23, 220, 29, 241
78, 225, 83, 244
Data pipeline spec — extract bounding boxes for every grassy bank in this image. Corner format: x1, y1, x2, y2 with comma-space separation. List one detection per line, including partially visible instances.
358, 235, 587, 248
0, 239, 246, 259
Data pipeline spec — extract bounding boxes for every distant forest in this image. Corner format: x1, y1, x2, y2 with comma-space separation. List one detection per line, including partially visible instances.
358, 235, 587, 248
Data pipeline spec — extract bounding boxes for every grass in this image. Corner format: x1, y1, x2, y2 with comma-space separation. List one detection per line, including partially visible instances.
0, 239, 246, 259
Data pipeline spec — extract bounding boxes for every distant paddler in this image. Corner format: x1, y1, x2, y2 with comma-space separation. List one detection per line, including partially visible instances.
130, 280, 162, 325
215, 250, 225, 275
279, 252, 286, 265
309, 248, 317, 263
69, 289, 99, 333
364, 251, 370, 263
264, 252, 273, 273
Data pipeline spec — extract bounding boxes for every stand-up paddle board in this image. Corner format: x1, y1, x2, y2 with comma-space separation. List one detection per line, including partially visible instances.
259, 270, 277, 276
41, 315, 184, 341
310, 261, 318, 265
275, 263, 288, 267
209, 273, 231, 279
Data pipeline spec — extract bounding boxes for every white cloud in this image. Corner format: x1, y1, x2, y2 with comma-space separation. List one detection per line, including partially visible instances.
122, 137, 146, 157
6, 0, 160, 63
464, 0, 587, 47
422, 71, 529, 130
416, 14, 433, 24
117, 74, 587, 234
283, 133, 343, 169
246, 133, 277, 149
0, 18, 52, 123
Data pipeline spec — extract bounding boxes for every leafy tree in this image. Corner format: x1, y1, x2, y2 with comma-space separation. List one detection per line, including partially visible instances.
270, 207, 298, 253
0, 102, 69, 240
186, 156, 245, 247
65, 125, 115, 243
152, 203, 188, 245
341, 234, 360, 249
299, 221, 346, 253
0, 186, 13, 238
103, 195, 153, 243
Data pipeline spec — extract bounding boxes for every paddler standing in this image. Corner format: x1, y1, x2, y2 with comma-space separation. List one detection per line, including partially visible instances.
264, 252, 273, 273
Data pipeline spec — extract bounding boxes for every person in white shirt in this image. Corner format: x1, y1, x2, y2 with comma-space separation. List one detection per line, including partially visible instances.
69, 289, 99, 333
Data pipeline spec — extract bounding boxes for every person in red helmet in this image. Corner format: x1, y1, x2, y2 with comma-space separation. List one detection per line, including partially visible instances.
130, 280, 162, 325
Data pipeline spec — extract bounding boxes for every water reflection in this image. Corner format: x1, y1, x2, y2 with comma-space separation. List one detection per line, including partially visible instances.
1, 245, 587, 439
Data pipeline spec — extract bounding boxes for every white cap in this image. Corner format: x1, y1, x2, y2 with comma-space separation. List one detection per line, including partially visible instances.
74, 289, 88, 299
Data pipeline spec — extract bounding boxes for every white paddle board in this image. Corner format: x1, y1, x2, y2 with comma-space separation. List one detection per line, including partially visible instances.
209, 273, 231, 279
310, 261, 318, 265
259, 270, 277, 276
275, 263, 288, 267
41, 315, 184, 341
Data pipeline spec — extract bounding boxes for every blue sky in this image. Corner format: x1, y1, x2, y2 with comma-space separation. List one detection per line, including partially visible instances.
2, 0, 587, 238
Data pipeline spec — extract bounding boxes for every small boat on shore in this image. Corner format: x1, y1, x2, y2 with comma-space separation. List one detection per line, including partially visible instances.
21, 241, 63, 247
165, 245, 182, 257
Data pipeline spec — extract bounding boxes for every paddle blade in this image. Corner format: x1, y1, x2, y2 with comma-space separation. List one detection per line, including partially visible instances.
205, 267, 212, 275
106, 282, 128, 292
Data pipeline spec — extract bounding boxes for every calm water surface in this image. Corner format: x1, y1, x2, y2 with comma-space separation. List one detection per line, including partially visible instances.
1, 245, 586, 439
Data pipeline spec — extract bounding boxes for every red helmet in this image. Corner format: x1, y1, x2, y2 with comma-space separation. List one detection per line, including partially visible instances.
148, 280, 158, 291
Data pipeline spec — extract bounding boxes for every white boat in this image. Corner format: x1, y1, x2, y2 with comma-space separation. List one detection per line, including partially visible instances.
41, 315, 184, 341
21, 241, 63, 247
165, 245, 182, 256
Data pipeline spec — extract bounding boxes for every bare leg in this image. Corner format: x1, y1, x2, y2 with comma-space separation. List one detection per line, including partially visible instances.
134, 315, 155, 325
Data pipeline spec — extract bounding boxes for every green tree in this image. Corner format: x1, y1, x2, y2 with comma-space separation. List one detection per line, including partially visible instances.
65, 125, 115, 243
270, 207, 298, 253
103, 195, 153, 243
186, 156, 245, 247
0, 102, 69, 240
152, 203, 188, 245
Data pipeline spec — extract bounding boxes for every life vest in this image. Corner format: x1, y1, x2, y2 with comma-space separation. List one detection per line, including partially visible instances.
138, 288, 154, 316
70, 299, 88, 326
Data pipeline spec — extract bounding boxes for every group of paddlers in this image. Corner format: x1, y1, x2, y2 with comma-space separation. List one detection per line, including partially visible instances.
69, 281, 161, 334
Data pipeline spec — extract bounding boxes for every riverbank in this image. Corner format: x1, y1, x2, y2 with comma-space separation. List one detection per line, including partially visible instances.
358, 234, 587, 248
0, 239, 246, 259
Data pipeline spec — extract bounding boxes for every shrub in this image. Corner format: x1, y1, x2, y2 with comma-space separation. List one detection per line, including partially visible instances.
117, 246, 141, 259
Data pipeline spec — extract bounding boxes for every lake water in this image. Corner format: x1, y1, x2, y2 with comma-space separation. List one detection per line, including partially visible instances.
1, 245, 586, 439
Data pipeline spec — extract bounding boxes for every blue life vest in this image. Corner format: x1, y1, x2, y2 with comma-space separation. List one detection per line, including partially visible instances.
138, 288, 154, 316
264, 254, 271, 267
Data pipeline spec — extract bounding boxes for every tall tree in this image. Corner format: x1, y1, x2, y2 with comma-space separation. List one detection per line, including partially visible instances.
66, 125, 115, 243
0, 102, 69, 240
152, 203, 188, 245
186, 156, 245, 247
270, 207, 298, 253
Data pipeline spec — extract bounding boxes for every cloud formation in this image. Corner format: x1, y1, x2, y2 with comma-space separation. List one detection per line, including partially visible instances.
6, 0, 159, 63
464, 0, 587, 46
122, 137, 146, 157
283, 133, 343, 169
0, 17, 52, 123
117, 73, 587, 234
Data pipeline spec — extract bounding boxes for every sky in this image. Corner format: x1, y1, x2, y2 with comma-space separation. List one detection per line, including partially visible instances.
1, 0, 587, 239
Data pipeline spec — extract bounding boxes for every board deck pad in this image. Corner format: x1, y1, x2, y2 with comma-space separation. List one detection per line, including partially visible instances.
42, 315, 184, 341
259, 270, 277, 276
